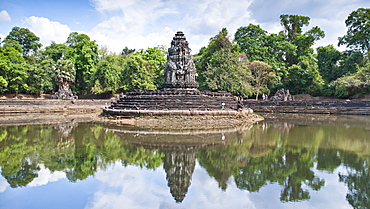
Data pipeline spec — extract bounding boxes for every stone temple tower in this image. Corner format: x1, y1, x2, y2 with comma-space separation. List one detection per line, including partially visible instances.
160, 31, 199, 89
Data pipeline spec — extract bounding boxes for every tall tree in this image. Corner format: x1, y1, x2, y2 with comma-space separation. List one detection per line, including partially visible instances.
317, 45, 342, 83
280, 15, 325, 66
338, 8, 370, 55
202, 49, 252, 97
65, 32, 98, 94
196, 28, 247, 93
235, 24, 294, 88
3, 27, 42, 57
0, 43, 27, 94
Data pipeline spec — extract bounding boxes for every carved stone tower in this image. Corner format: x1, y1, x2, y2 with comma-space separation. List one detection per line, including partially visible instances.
160, 31, 199, 89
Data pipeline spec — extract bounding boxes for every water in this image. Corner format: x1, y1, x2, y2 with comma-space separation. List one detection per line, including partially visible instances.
0, 114, 369, 209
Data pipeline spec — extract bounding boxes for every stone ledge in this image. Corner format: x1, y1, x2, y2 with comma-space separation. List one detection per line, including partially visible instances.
103, 108, 253, 117
245, 100, 370, 115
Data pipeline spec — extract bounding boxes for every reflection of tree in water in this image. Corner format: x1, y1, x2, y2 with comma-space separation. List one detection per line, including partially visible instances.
1, 122, 370, 206
339, 153, 370, 209
163, 148, 196, 203
2, 159, 40, 188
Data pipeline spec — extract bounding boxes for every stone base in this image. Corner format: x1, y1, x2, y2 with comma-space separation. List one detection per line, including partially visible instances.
104, 89, 246, 117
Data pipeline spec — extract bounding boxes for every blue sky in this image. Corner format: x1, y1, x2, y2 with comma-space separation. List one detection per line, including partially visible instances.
0, 0, 369, 54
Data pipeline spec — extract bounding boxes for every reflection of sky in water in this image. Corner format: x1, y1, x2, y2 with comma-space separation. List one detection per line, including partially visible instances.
0, 161, 351, 209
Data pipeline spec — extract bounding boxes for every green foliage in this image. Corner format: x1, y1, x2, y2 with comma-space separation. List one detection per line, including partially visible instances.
92, 55, 124, 93
235, 16, 324, 95
65, 32, 98, 94
249, 60, 275, 99
0, 76, 7, 93
338, 8, 370, 54
196, 28, 253, 97
3, 26, 42, 57
41, 42, 70, 62
134, 46, 167, 87
54, 59, 76, 83
121, 46, 136, 56
280, 14, 325, 66
202, 49, 253, 97
196, 28, 236, 82
284, 55, 324, 95
317, 45, 342, 83
330, 63, 370, 98
121, 55, 156, 90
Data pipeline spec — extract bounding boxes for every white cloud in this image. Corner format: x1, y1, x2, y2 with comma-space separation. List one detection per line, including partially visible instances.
86, 161, 256, 209
0, 177, 8, 193
28, 164, 66, 187
22, 16, 72, 46
89, 0, 255, 53
0, 10, 11, 22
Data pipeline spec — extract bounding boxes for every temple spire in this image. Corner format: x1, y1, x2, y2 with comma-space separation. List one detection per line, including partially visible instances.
160, 31, 199, 89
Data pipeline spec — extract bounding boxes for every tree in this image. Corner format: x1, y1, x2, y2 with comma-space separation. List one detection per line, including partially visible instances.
121, 46, 136, 56
338, 8, 370, 55
3, 27, 42, 57
196, 28, 247, 93
284, 55, 323, 95
41, 42, 70, 62
65, 32, 98, 94
280, 15, 310, 43
134, 46, 167, 87
280, 15, 325, 66
121, 56, 156, 91
0, 43, 27, 94
93, 55, 124, 93
235, 24, 294, 88
249, 61, 275, 100
202, 49, 253, 97
330, 62, 370, 98
54, 59, 76, 94
317, 45, 342, 83
196, 28, 236, 76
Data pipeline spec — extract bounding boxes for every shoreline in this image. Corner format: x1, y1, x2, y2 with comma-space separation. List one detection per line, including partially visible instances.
245, 100, 370, 115
0, 99, 263, 127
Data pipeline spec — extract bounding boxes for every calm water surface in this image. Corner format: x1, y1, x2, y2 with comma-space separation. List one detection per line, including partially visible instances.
0, 114, 369, 209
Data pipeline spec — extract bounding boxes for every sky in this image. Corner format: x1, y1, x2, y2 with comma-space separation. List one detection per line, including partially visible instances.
0, 0, 369, 54
0, 161, 352, 209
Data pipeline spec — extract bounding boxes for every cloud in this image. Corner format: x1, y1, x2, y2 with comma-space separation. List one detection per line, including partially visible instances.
28, 164, 66, 187
89, 0, 255, 53
0, 10, 11, 22
0, 177, 8, 193
22, 16, 72, 46
86, 161, 255, 209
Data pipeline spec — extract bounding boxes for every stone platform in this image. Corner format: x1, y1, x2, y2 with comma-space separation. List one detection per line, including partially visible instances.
244, 100, 370, 115
102, 89, 248, 117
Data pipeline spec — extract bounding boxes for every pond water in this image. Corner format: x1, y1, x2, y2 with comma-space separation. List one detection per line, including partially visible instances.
0, 114, 369, 209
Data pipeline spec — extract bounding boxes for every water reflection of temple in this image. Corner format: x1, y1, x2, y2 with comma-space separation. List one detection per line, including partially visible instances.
108, 124, 252, 202
163, 148, 196, 202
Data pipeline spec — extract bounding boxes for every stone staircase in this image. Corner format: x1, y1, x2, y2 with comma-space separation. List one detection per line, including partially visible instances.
111, 90, 240, 111
103, 89, 247, 117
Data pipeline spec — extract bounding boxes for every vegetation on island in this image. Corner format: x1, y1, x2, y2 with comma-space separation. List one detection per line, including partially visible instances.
0, 8, 369, 99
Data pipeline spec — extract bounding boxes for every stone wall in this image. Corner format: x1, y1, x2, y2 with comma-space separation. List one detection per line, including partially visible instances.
244, 100, 370, 115
0, 99, 110, 114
